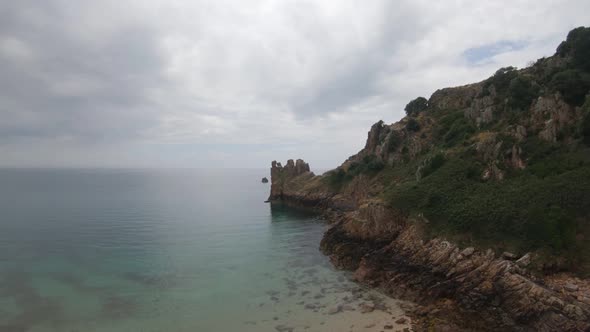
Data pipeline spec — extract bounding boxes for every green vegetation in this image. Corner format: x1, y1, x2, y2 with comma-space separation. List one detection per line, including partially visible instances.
419, 152, 446, 178
432, 110, 476, 147
324, 168, 347, 190
557, 26, 590, 71
324, 154, 385, 190
321, 27, 590, 275
549, 69, 590, 106
481, 66, 518, 98
481, 67, 544, 113
387, 131, 402, 152
549, 27, 590, 107
405, 118, 421, 132
404, 97, 428, 116
507, 75, 540, 110
385, 146, 590, 257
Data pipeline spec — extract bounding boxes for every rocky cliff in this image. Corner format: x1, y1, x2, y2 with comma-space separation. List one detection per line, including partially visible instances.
267, 27, 590, 331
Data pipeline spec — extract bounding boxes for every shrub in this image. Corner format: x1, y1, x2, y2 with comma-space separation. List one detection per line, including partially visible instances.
507, 75, 540, 110
359, 154, 385, 173
557, 26, 590, 71
405, 97, 428, 116
420, 153, 446, 178
330, 154, 386, 184
387, 131, 402, 152
406, 118, 421, 132
549, 69, 590, 106
386, 154, 590, 254
433, 111, 463, 139
324, 168, 346, 190
443, 117, 475, 147
483, 66, 518, 98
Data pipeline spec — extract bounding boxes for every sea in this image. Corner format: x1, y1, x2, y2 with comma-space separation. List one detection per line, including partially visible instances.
0, 168, 408, 332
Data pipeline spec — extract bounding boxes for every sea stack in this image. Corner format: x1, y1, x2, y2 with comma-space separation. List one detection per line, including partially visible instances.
268, 159, 313, 201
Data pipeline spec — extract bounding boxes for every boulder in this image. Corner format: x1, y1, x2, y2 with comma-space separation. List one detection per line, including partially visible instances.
516, 253, 531, 267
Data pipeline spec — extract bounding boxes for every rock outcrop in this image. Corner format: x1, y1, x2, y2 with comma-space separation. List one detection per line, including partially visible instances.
267, 159, 329, 206
321, 210, 590, 331
268, 159, 310, 200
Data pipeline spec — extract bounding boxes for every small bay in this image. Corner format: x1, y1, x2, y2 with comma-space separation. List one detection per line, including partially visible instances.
0, 169, 407, 331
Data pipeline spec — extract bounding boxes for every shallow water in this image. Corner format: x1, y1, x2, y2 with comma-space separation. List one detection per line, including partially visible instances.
0, 169, 409, 331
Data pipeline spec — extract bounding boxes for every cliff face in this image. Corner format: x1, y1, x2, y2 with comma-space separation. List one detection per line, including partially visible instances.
267, 28, 590, 331
268, 159, 311, 200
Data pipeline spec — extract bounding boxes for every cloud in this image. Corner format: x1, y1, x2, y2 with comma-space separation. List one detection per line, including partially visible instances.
463, 40, 528, 65
0, 0, 589, 168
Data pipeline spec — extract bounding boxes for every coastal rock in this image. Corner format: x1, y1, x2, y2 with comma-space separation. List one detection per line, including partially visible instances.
531, 94, 576, 142
465, 86, 496, 127
364, 120, 386, 155
565, 283, 579, 292
502, 252, 517, 260
395, 317, 408, 324
461, 247, 475, 257
321, 220, 590, 331
429, 84, 480, 111
359, 302, 375, 313
327, 305, 342, 315
261, 177, 269, 183
268, 159, 318, 203
516, 253, 531, 268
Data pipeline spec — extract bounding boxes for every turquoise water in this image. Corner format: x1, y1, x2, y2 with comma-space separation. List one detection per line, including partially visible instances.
0, 169, 408, 331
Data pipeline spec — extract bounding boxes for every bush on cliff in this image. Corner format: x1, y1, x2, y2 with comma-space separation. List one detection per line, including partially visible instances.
482, 66, 518, 99
432, 110, 476, 147
325, 168, 346, 190
385, 145, 590, 257
557, 26, 590, 71
404, 97, 428, 116
406, 118, 421, 132
324, 155, 385, 190
349, 155, 385, 176
549, 69, 590, 106
507, 75, 540, 110
387, 131, 402, 152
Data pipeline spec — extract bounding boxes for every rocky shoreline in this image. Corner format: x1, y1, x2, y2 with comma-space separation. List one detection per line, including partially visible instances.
267, 159, 590, 332
265, 30, 590, 330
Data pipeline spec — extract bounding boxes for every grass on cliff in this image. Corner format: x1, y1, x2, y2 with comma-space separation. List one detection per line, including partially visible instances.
382, 143, 590, 274
324, 154, 384, 191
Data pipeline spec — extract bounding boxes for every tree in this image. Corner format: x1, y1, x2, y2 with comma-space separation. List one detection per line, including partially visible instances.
550, 69, 590, 106
507, 75, 539, 110
404, 97, 428, 116
557, 26, 590, 71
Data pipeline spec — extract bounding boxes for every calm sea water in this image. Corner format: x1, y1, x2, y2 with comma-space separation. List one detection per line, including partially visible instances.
0, 169, 407, 332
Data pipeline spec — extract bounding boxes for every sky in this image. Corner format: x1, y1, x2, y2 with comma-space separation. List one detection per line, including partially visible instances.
0, 1, 588, 169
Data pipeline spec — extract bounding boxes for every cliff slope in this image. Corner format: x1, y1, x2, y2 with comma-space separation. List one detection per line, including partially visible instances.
268, 27, 590, 331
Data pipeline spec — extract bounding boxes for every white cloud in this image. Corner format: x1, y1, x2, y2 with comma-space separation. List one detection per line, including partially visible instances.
0, 0, 589, 169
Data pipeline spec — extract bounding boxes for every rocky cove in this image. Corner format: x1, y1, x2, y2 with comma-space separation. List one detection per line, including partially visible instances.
267, 158, 590, 331
265, 27, 590, 332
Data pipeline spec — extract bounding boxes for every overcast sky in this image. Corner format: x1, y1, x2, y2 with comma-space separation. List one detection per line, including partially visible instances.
0, 1, 588, 169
